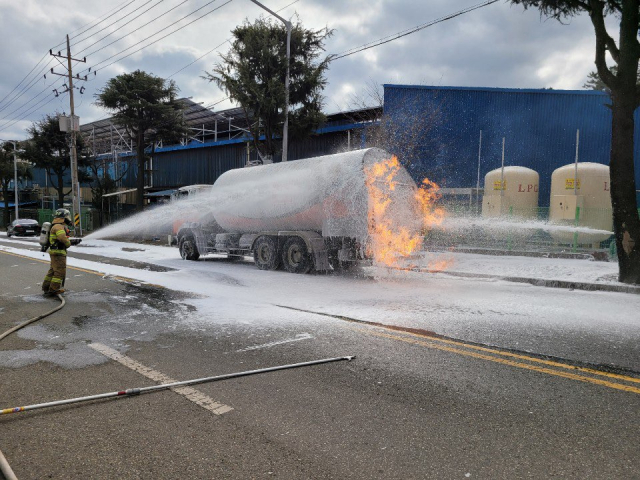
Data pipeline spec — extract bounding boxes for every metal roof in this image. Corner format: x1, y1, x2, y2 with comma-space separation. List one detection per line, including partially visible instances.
385, 84, 609, 96
80, 98, 252, 156
80, 99, 381, 157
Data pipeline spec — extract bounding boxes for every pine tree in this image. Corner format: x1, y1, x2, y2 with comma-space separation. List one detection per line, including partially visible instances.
204, 17, 333, 162
96, 70, 186, 211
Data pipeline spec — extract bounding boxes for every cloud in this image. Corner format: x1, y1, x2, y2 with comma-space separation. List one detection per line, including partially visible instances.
0, 0, 614, 139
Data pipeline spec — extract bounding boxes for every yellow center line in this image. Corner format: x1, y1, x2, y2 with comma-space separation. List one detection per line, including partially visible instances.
280, 305, 640, 388
0, 249, 165, 289
380, 325, 640, 386
354, 327, 640, 395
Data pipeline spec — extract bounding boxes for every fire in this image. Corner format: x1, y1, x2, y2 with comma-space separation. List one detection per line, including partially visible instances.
427, 257, 454, 272
365, 156, 445, 268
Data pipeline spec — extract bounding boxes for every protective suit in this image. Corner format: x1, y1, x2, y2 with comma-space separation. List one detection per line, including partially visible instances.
42, 209, 75, 296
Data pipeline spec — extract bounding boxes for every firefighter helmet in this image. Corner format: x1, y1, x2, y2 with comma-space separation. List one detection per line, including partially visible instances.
54, 208, 72, 225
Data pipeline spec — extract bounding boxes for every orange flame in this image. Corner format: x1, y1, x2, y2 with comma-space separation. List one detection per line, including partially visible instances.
365, 156, 446, 268
416, 178, 445, 228
427, 257, 454, 272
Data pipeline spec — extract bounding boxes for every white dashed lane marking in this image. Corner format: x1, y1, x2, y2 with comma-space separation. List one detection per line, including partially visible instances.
89, 343, 233, 415
235, 333, 313, 352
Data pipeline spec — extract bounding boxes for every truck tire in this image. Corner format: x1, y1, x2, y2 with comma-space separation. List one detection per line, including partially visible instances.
179, 236, 200, 261
282, 236, 312, 274
253, 236, 280, 270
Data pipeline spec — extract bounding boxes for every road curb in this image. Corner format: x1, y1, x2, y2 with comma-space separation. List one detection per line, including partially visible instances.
447, 247, 598, 260
414, 269, 640, 295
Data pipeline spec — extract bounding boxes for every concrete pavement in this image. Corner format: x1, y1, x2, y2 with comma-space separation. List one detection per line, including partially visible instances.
2, 239, 640, 479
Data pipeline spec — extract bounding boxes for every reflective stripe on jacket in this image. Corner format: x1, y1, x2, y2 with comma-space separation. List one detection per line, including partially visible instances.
49, 219, 71, 256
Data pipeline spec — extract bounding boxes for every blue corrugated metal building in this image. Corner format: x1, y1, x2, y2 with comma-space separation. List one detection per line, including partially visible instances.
383, 84, 640, 206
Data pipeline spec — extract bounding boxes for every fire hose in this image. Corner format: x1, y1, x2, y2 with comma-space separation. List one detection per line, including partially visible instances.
1, 356, 355, 416
0, 294, 355, 478
0, 448, 17, 480
0, 294, 65, 342
0, 294, 65, 480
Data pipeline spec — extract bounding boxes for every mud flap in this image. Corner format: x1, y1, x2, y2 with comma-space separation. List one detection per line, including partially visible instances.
308, 237, 330, 271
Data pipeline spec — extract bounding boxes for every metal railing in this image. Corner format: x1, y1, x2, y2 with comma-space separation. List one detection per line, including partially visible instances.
425, 204, 624, 257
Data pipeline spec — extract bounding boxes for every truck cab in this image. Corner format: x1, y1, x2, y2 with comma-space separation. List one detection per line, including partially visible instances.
168, 185, 213, 245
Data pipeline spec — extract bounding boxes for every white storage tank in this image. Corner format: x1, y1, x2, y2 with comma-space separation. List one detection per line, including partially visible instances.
482, 166, 539, 218
549, 162, 613, 244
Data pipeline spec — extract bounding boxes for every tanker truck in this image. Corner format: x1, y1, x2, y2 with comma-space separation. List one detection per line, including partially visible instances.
176, 148, 420, 273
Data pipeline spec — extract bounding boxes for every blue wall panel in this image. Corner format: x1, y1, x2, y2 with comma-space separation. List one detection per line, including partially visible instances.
28, 126, 356, 194
117, 130, 354, 189
383, 85, 640, 206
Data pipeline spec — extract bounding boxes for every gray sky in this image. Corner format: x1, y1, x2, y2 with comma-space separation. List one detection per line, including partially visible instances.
0, 0, 614, 140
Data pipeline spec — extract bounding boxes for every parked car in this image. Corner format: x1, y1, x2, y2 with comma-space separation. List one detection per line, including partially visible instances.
6, 218, 41, 237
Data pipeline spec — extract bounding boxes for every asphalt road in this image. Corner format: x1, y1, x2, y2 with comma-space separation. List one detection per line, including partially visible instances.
1, 243, 640, 479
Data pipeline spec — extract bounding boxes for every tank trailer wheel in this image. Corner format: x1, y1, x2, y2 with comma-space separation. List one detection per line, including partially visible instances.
282, 236, 312, 274
179, 236, 200, 261
253, 236, 280, 270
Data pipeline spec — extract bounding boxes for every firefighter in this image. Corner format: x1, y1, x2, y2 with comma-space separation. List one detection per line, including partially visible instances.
42, 208, 80, 296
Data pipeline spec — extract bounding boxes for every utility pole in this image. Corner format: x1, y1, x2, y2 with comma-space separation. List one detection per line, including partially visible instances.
249, 0, 291, 162
49, 36, 87, 235
0, 138, 18, 220
1, 139, 21, 220
11, 141, 17, 221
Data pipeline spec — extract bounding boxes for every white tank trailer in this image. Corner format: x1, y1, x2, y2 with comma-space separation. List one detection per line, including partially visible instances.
176, 148, 421, 273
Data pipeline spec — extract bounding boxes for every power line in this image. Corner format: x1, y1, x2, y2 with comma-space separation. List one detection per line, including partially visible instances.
0, 0, 150, 129
68, 0, 138, 37
72, 0, 165, 50
0, 48, 85, 116
0, 88, 63, 135
81, 0, 234, 75
0, 0, 293, 137
0, 52, 51, 108
83, 1, 495, 148
0, 94, 60, 134
83, 0, 297, 141
78, 0, 189, 57
83, 0, 295, 102
0, 76, 64, 126
53, 0, 140, 48
0, 52, 90, 132
80, 0, 227, 73
0, 58, 55, 116
0, 51, 87, 124
17, 1, 138, 118
6, 0, 289, 137
166, 0, 300, 79
332, 0, 499, 60
167, 39, 229, 79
